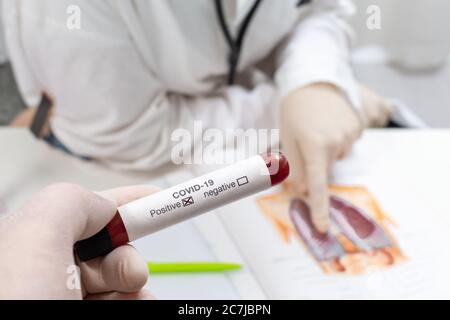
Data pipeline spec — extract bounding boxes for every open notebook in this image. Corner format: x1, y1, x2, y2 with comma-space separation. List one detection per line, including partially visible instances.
166, 130, 450, 299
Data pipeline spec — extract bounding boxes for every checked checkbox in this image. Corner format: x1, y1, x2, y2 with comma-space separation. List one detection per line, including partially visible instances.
182, 196, 194, 207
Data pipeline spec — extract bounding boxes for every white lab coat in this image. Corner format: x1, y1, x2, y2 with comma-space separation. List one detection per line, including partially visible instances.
0, 0, 7, 64
3, 0, 360, 170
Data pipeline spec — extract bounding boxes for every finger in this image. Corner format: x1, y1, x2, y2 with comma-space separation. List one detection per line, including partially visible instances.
282, 134, 307, 196
367, 97, 394, 128
77, 186, 158, 295
374, 102, 394, 127
27, 183, 118, 244
101, 245, 148, 293
85, 289, 154, 300
349, 114, 364, 141
386, 102, 395, 115
81, 185, 160, 239
302, 144, 331, 233
335, 134, 355, 160
339, 142, 354, 160
79, 245, 148, 294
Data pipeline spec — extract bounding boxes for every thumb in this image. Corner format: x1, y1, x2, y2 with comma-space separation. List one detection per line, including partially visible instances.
32, 184, 160, 243
303, 148, 331, 233
26, 183, 118, 243
80, 185, 160, 240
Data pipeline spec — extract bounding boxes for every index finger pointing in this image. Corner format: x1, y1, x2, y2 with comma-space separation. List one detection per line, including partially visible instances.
303, 149, 331, 233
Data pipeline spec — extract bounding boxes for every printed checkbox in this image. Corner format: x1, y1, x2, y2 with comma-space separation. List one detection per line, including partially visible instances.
182, 196, 194, 207
237, 176, 249, 186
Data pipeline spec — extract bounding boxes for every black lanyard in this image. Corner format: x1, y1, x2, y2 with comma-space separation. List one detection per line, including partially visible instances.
214, 0, 263, 85
214, 0, 313, 85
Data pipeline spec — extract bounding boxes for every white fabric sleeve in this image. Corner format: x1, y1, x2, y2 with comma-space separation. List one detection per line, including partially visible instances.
275, 0, 361, 109
51, 38, 276, 170
55, 78, 276, 171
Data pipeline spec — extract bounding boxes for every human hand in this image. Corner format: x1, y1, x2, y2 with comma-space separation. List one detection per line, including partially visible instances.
281, 83, 393, 233
0, 183, 159, 300
359, 85, 394, 128
280, 83, 362, 233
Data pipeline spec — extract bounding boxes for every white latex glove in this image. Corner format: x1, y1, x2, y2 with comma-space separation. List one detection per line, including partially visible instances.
280, 83, 392, 233
359, 85, 394, 128
0, 183, 159, 300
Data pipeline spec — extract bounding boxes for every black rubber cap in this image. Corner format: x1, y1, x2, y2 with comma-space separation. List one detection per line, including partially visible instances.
74, 227, 114, 261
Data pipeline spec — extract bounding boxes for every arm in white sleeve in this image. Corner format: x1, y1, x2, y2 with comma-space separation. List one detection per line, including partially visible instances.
275, 0, 361, 109
50, 40, 276, 170
56, 77, 276, 170
7, 0, 275, 169
6, 1, 276, 170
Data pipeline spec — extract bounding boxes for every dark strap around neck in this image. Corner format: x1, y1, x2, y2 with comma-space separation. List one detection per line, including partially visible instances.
214, 0, 263, 85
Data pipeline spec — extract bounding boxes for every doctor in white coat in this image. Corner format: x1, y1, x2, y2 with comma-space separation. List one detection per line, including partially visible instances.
3, 0, 392, 232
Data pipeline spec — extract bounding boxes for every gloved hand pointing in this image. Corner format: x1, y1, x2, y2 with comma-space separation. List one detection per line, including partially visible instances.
280, 83, 392, 233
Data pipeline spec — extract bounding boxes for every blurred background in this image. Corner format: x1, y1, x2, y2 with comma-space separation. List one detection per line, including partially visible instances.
1, 0, 450, 126
0, 0, 25, 126
350, 0, 450, 127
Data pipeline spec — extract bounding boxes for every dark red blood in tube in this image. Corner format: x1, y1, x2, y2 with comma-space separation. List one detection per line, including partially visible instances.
106, 212, 129, 248
261, 152, 290, 186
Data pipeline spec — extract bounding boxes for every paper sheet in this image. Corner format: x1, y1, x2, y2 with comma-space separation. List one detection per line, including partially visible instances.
200, 130, 450, 299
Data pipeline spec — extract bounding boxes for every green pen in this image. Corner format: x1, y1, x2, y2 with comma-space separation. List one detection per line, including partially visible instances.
147, 261, 241, 274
